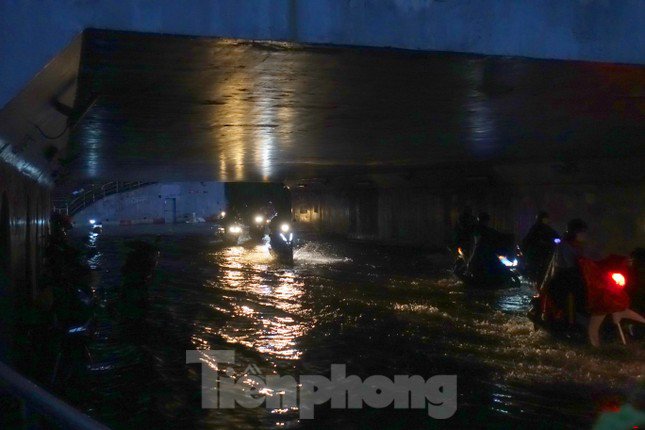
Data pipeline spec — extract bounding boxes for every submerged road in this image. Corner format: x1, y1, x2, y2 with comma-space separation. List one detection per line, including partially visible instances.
67, 225, 642, 429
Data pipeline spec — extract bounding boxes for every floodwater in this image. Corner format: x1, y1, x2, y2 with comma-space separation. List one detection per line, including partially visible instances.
64, 225, 643, 429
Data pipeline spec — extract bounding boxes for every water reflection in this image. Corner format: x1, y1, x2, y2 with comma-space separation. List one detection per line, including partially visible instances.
68, 231, 643, 429
210, 245, 307, 360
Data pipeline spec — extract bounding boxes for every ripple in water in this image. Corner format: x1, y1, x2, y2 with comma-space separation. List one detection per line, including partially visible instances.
293, 242, 352, 265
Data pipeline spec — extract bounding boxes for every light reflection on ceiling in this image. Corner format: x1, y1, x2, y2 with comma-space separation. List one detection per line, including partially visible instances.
68, 29, 644, 182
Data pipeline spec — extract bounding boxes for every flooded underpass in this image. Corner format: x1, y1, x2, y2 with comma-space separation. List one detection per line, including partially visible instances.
64, 225, 643, 429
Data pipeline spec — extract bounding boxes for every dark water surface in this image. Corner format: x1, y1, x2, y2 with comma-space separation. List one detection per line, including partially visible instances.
66, 225, 643, 429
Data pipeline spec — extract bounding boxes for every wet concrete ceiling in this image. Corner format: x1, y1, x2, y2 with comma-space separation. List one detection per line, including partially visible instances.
69, 29, 644, 182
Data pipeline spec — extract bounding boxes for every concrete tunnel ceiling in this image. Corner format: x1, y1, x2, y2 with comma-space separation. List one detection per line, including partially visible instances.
68, 29, 645, 183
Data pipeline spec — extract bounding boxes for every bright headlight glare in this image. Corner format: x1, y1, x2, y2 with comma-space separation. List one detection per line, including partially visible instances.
255, 215, 264, 224
229, 225, 242, 234
498, 256, 517, 267
280, 223, 290, 233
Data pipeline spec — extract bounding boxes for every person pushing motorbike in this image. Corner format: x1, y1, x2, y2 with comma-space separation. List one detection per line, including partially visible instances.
522, 211, 560, 285
531, 219, 645, 345
548, 218, 588, 316
454, 206, 476, 262
467, 212, 513, 284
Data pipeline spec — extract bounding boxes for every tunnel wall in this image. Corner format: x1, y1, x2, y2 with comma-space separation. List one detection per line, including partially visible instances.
72, 182, 226, 225
2, 0, 644, 108
0, 29, 81, 362
293, 172, 644, 256
0, 162, 51, 360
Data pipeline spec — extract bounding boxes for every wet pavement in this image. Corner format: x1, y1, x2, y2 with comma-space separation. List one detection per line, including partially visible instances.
65, 224, 643, 429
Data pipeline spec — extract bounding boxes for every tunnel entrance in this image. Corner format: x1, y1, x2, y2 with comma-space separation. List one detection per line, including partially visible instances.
0, 25, 642, 430
54, 29, 643, 251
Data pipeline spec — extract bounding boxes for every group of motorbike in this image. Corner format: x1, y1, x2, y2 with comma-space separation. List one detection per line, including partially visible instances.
451, 210, 644, 346
215, 208, 296, 264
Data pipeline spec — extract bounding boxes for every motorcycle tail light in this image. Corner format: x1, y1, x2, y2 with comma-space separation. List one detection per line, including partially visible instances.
610, 272, 626, 288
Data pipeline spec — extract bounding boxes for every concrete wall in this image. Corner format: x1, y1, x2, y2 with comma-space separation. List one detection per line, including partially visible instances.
2, 0, 644, 108
73, 182, 226, 225
0, 28, 75, 359
0, 162, 51, 360
292, 164, 644, 255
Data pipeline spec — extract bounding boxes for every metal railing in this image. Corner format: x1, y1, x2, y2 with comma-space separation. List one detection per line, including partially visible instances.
53, 182, 154, 216
0, 361, 110, 430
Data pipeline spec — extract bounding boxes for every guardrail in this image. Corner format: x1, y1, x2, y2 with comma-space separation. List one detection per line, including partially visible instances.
0, 361, 110, 430
53, 182, 154, 217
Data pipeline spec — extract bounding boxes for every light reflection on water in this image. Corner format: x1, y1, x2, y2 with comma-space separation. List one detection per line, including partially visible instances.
207, 245, 307, 360
73, 232, 643, 429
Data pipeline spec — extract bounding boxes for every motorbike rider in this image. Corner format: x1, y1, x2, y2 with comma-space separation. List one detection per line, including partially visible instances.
454, 206, 476, 262
532, 220, 645, 344
264, 200, 277, 221
547, 219, 589, 318
45, 212, 94, 329
467, 212, 504, 281
267, 211, 295, 258
268, 211, 289, 236
522, 211, 560, 284
254, 200, 276, 237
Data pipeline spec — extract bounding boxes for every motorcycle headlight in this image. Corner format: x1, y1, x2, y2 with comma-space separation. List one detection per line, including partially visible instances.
254, 215, 264, 224
280, 223, 290, 233
498, 256, 518, 267
228, 225, 242, 234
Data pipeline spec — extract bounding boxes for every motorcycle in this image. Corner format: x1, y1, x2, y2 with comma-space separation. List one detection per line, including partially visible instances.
269, 221, 294, 264
89, 219, 103, 234
453, 239, 522, 288
250, 214, 269, 242
220, 219, 247, 246
522, 237, 560, 286
225, 223, 244, 245
528, 253, 644, 345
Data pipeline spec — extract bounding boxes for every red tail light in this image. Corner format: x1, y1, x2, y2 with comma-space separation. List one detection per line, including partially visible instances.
610, 272, 626, 288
